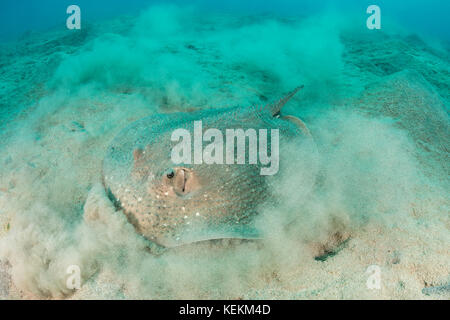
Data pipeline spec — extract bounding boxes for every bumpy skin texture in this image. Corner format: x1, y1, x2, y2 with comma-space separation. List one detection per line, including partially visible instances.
102, 88, 314, 247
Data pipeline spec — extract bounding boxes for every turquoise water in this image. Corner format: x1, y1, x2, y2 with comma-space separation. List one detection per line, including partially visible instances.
0, 1, 448, 299
1, 1, 450, 41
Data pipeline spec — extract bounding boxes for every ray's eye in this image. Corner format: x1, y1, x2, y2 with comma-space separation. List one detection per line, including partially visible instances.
166, 170, 175, 179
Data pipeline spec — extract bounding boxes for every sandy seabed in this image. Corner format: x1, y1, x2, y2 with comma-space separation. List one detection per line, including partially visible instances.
0, 5, 448, 299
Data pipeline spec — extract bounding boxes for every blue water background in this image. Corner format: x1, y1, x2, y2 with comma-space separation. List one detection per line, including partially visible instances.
1, 0, 449, 42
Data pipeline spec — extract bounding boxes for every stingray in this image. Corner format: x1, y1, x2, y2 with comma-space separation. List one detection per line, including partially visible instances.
102, 86, 316, 248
